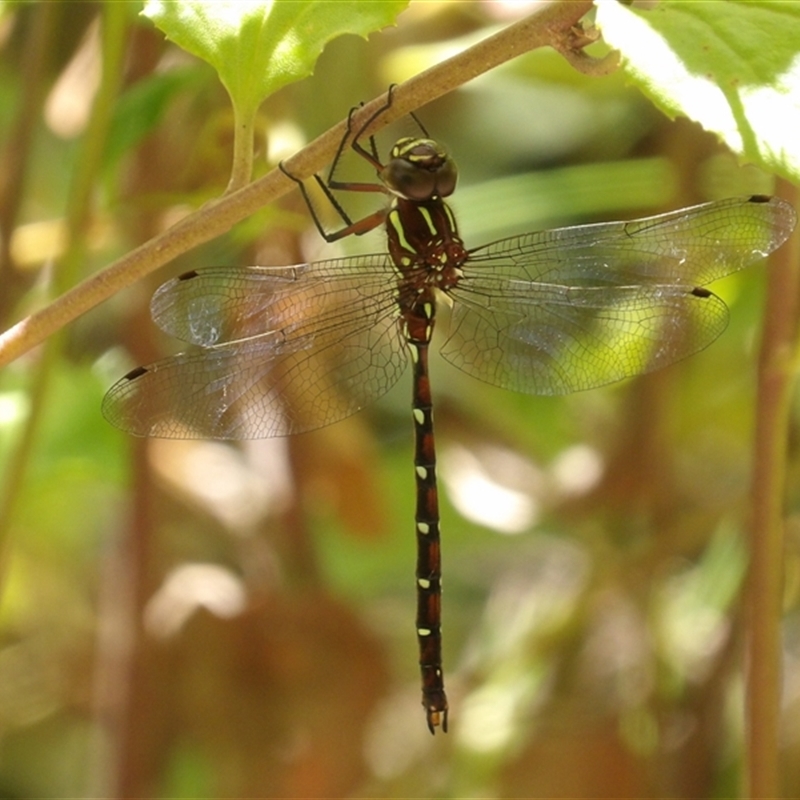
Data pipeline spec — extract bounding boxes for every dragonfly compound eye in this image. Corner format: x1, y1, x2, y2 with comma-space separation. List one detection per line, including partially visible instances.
383, 140, 458, 201
382, 157, 438, 201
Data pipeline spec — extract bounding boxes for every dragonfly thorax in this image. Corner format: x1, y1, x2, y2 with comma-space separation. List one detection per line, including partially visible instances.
387, 196, 467, 286
380, 137, 458, 201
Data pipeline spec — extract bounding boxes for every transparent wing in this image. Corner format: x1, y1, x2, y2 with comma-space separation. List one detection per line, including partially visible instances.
443, 196, 796, 394
102, 256, 407, 439
444, 282, 728, 394
467, 196, 796, 286
150, 255, 396, 345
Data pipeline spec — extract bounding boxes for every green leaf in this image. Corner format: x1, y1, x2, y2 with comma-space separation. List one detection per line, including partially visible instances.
142, 0, 409, 119
596, 0, 800, 182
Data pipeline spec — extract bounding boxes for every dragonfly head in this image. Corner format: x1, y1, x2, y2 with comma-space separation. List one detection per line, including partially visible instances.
381, 137, 458, 202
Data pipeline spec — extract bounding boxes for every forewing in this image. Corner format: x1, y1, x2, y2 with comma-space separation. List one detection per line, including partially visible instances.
103, 257, 407, 438
468, 196, 796, 287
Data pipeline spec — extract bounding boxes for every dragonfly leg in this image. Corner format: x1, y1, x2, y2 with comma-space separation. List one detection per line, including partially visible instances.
281, 84, 435, 242
346, 84, 429, 172
278, 161, 388, 242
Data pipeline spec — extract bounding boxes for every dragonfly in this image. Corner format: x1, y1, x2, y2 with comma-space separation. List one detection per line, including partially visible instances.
102, 94, 797, 734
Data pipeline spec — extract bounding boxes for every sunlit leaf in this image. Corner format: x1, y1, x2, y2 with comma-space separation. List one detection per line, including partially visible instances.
596, 0, 800, 182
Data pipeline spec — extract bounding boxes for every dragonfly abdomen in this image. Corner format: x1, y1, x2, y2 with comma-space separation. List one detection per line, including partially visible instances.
406, 302, 448, 732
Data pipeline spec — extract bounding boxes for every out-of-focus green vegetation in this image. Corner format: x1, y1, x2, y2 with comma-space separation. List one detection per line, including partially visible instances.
0, 2, 798, 797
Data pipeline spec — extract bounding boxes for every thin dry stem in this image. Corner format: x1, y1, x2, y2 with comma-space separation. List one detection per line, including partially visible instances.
746, 178, 800, 799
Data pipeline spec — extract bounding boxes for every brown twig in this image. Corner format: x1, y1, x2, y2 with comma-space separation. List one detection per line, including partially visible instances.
746, 178, 800, 798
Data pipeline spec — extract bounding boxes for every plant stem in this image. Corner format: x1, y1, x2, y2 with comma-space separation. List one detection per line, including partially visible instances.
0, 4, 129, 591
0, 0, 595, 369
746, 178, 800, 798
226, 100, 256, 193
0, 2, 61, 322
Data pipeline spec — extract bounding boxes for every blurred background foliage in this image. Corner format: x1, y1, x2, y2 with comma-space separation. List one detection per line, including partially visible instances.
0, 1, 798, 797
